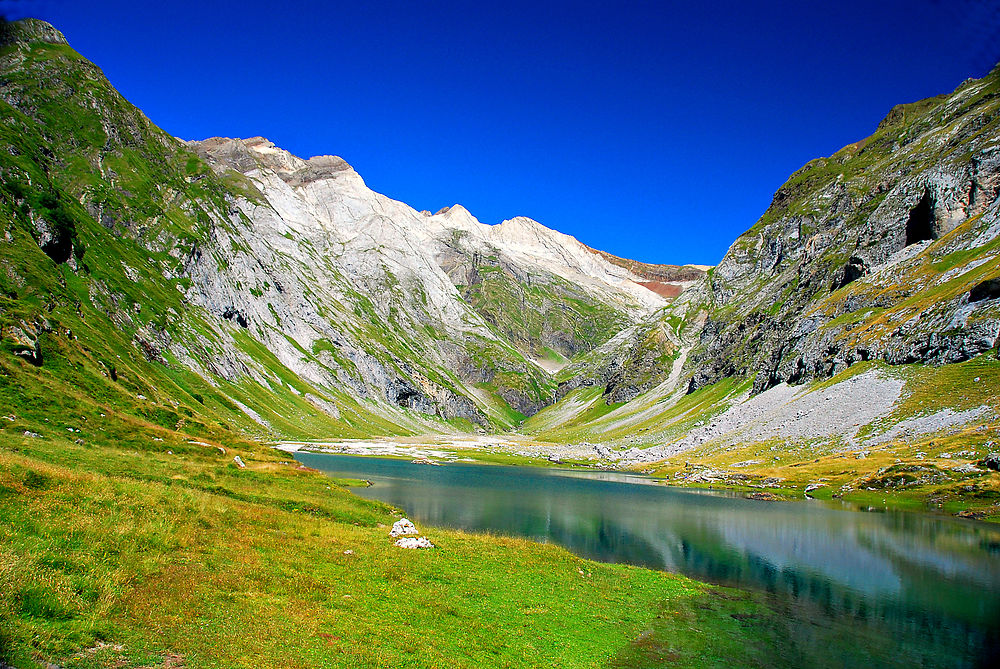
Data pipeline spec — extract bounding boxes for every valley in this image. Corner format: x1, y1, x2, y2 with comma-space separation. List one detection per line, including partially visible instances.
0, 16, 998, 668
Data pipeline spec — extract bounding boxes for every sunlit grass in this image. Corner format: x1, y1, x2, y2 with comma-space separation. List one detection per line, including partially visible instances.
1, 425, 767, 668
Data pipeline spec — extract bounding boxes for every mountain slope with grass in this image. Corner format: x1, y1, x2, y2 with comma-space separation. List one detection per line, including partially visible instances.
521, 65, 1000, 514
685, 66, 1000, 395
0, 18, 685, 438
552, 65, 1000, 412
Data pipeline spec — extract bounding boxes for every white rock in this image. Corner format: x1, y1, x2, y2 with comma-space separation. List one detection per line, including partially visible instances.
390, 518, 418, 537
394, 536, 434, 549
233, 455, 247, 468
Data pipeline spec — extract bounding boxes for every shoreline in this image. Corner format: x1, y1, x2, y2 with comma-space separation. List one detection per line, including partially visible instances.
282, 436, 1000, 523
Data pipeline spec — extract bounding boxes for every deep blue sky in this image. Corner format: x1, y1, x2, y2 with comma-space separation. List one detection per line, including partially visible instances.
4, 1, 999, 264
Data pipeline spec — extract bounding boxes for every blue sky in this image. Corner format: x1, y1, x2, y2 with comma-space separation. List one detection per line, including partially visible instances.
4, 0, 999, 265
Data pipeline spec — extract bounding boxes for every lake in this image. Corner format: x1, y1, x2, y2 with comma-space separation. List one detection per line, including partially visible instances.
296, 452, 1000, 667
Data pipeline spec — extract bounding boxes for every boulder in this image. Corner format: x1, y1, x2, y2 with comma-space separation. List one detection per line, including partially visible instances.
593, 444, 613, 459
979, 453, 1000, 472
394, 536, 434, 549
390, 518, 418, 537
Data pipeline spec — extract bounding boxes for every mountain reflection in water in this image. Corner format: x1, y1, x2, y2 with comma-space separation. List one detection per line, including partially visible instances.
298, 453, 1000, 667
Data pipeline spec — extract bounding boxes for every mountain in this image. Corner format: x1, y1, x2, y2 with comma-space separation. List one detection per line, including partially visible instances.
0, 19, 703, 440
526, 64, 1000, 462
0, 17, 997, 464
688, 69, 1000, 394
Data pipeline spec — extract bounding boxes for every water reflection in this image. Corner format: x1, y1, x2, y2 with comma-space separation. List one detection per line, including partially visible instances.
298, 453, 1000, 666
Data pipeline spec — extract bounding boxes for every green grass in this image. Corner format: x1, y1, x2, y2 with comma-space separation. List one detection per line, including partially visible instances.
527, 376, 749, 445
520, 387, 623, 436
0, 419, 792, 669
457, 260, 630, 362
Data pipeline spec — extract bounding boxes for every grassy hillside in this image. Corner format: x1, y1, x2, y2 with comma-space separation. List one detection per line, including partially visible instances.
0, 366, 896, 668
0, 18, 567, 433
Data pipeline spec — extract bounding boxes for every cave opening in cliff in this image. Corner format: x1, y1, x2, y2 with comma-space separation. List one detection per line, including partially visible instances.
905, 190, 936, 246
394, 387, 421, 408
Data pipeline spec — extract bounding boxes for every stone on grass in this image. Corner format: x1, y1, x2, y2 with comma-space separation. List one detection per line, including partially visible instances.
394, 536, 434, 549
980, 453, 1000, 472
233, 455, 246, 468
390, 518, 418, 537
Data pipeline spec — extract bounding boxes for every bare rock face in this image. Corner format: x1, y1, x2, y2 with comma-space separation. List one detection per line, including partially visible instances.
175, 132, 685, 424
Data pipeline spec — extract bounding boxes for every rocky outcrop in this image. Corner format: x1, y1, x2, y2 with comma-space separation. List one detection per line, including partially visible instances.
679, 66, 1000, 395
0, 17, 68, 47
557, 319, 680, 404
1, 318, 48, 366
585, 247, 706, 282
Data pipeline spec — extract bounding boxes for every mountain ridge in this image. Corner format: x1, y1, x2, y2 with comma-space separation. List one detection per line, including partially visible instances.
0, 20, 699, 438
0, 18, 997, 454
529, 62, 1000, 462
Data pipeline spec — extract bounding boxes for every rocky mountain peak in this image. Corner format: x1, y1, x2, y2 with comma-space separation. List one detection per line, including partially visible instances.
0, 18, 67, 47
187, 136, 363, 189
429, 204, 482, 233
492, 215, 575, 247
